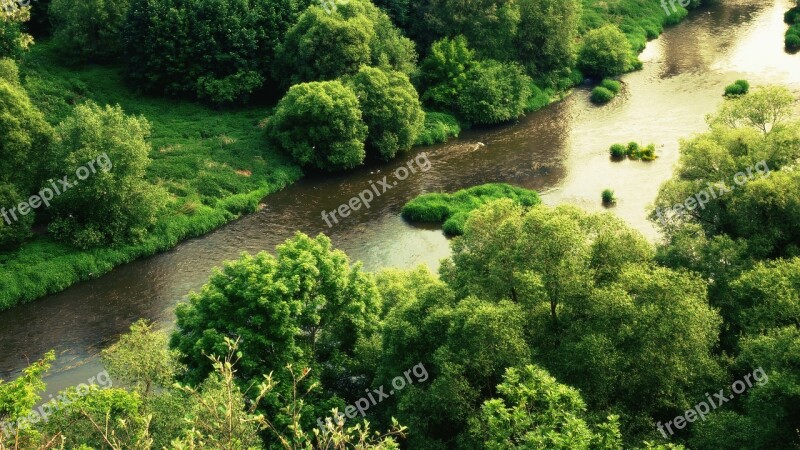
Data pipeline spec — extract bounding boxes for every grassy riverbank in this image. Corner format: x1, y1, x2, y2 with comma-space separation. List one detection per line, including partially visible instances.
0, 0, 699, 311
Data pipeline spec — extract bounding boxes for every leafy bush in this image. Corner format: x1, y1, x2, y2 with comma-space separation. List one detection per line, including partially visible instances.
0, 182, 33, 250
785, 6, 800, 24
786, 26, 800, 50
601, 189, 616, 205
609, 143, 626, 158
456, 60, 531, 125
724, 79, 750, 97
590, 86, 614, 104
639, 143, 657, 160
275, 0, 416, 87
48, 102, 168, 249
266, 80, 367, 171
401, 183, 540, 235
415, 111, 460, 146
344, 66, 424, 160
417, 36, 475, 111
577, 25, 635, 78
0, 57, 18, 84
600, 78, 621, 93
49, 0, 131, 61
0, 77, 55, 194
626, 141, 639, 157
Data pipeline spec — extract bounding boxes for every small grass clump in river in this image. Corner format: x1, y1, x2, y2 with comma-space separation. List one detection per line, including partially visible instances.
401, 183, 540, 236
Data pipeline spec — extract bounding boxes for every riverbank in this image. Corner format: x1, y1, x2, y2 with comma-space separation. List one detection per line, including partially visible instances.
0, 0, 701, 312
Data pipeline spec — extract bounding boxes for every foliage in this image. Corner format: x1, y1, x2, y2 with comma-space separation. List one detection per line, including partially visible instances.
416, 36, 474, 112
401, 183, 541, 235
515, 0, 580, 80
723, 79, 749, 97
275, 0, 416, 87
265, 80, 367, 171
609, 143, 626, 158
49, 0, 130, 61
0, 183, 33, 250
708, 85, 795, 135
0, 4, 33, 60
48, 102, 168, 248
600, 78, 621, 93
414, 111, 460, 146
123, 0, 302, 103
590, 86, 614, 104
469, 365, 622, 450
0, 76, 54, 194
577, 25, 635, 78
343, 66, 424, 160
456, 59, 531, 125
601, 188, 616, 205
101, 319, 184, 397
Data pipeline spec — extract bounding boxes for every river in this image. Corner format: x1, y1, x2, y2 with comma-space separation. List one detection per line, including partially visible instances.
1, 0, 798, 396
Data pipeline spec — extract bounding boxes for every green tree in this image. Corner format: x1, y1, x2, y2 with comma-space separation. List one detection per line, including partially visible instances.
49, 0, 131, 61
417, 36, 474, 111
344, 66, 424, 160
48, 102, 167, 248
577, 25, 634, 78
102, 320, 184, 397
455, 59, 531, 125
266, 81, 367, 171
0, 6, 33, 60
275, 0, 416, 87
470, 365, 622, 450
515, 0, 580, 80
708, 86, 795, 135
0, 77, 55, 194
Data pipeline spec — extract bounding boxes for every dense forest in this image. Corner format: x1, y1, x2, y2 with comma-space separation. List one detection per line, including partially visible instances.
2, 0, 800, 448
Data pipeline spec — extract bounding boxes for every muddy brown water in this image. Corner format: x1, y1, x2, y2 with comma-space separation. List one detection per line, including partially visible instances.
1, 0, 798, 397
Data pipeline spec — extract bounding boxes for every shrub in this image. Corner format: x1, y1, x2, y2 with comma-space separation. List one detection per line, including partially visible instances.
415, 111, 460, 146
0, 182, 33, 250
401, 183, 540, 235
577, 25, 634, 79
600, 78, 621, 93
609, 143, 626, 158
48, 102, 168, 249
266, 81, 367, 171
343, 66, 424, 160
601, 189, 616, 205
50, 0, 131, 61
0, 58, 18, 84
456, 60, 531, 125
626, 141, 639, 157
786, 29, 800, 50
785, 6, 800, 24
724, 79, 750, 97
640, 143, 657, 161
590, 86, 614, 104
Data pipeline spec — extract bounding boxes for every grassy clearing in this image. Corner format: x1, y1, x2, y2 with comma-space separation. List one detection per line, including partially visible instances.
401, 183, 541, 235
0, 42, 302, 310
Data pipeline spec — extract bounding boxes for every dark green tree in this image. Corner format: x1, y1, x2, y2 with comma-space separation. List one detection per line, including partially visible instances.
515, 0, 580, 80
49, 0, 131, 61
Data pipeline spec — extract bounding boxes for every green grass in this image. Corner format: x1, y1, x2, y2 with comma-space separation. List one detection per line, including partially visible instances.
0, 42, 303, 311
415, 111, 461, 146
401, 183, 541, 236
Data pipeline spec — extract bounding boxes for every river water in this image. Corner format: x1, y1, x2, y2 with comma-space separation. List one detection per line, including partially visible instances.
1, 0, 798, 395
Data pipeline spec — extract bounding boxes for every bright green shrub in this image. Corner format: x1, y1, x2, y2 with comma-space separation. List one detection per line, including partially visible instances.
50, 0, 131, 61
590, 86, 614, 104
456, 60, 531, 125
49, 102, 168, 249
417, 36, 475, 111
0, 57, 18, 84
601, 188, 616, 205
626, 141, 639, 157
786, 27, 800, 50
401, 183, 540, 235
414, 111, 460, 146
640, 143, 657, 160
600, 78, 621, 93
577, 25, 635, 78
344, 66, 424, 160
724, 79, 750, 97
266, 80, 367, 171
609, 143, 626, 158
